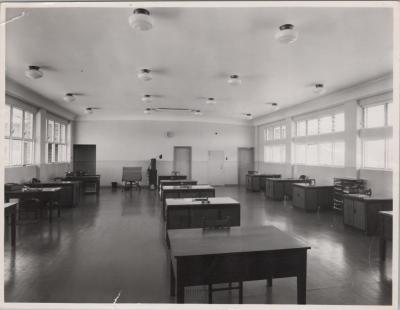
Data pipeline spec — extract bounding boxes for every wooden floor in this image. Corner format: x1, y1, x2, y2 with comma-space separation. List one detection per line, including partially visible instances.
4, 186, 392, 304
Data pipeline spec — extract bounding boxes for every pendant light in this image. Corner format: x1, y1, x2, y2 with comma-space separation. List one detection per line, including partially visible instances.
275, 24, 298, 44
25, 65, 43, 79
129, 8, 153, 31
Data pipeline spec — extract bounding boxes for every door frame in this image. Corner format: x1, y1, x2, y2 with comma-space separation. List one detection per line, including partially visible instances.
173, 146, 192, 178
237, 147, 255, 186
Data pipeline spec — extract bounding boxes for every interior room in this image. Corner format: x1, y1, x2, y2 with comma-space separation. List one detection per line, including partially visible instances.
1, 2, 397, 307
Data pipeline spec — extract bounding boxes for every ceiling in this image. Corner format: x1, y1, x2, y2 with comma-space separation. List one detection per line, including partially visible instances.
5, 5, 393, 122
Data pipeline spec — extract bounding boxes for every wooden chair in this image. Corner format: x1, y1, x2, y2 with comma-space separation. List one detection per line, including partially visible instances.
122, 167, 142, 191
202, 216, 243, 304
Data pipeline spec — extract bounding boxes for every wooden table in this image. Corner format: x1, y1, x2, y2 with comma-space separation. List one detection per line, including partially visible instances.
265, 178, 310, 201
343, 194, 392, 235
292, 183, 334, 211
168, 225, 310, 304
162, 185, 215, 219
24, 181, 81, 208
158, 175, 187, 188
165, 197, 240, 235
159, 180, 198, 200
379, 211, 392, 260
5, 187, 62, 223
4, 202, 18, 248
246, 174, 281, 192
63, 175, 100, 195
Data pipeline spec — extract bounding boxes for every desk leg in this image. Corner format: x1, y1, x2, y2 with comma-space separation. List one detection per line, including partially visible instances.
238, 281, 243, 304
267, 277, 273, 287
297, 273, 306, 304
170, 261, 175, 297
10, 207, 17, 248
96, 181, 100, 196
177, 283, 184, 303
380, 237, 386, 261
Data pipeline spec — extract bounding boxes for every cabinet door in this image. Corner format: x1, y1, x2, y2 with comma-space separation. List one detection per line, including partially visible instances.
353, 201, 366, 231
191, 207, 219, 227
343, 198, 354, 225
220, 205, 240, 226
293, 187, 305, 208
167, 208, 190, 229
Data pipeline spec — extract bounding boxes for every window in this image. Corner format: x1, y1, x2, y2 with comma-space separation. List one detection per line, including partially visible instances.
363, 139, 385, 169
295, 144, 306, 164
264, 145, 286, 163
296, 121, 306, 137
281, 126, 286, 139
333, 142, 345, 166
319, 116, 332, 134
334, 113, 345, 132
274, 126, 281, 140
387, 102, 393, 126
364, 104, 385, 128
319, 143, 333, 165
294, 141, 345, 167
307, 119, 318, 136
306, 144, 318, 165
267, 128, 273, 141
47, 119, 68, 163
4, 104, 34, 166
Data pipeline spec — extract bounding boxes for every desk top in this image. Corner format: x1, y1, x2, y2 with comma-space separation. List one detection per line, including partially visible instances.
158, 175, 187, 178
160, 180, 197, 184
344, 193, 392, 202
25, 181, 79, 186
266, 178, 309, 182
163, 185, 214, 191
379, 211, 393, 217
6, 187, 62, 194
166, 197, 239, 206
4, 202, 18, 209
293, 183, 333, 189
169, 225, 310, 257
246, 174, 281, 178
64, 175, 100, 179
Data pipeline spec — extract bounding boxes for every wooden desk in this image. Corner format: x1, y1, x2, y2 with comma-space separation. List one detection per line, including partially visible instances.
246, 174, 281, 192
166, 197, 240, 233
343, 194, 392, 235
168, 225, 310, 304
63, 175, 100, 195
162, 185, 215, 219
292, 183, 334, 211
158, 175, 187, 188
24, 181, 81, 208
5, 188, 62, 223
4, 202, 18, 248
265, 178, 310, 201
379, 211, 392, 260
159, 180, 198, 200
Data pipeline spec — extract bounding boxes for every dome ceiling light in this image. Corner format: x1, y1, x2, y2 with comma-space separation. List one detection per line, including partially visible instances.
206, 97, 216, 104
144, 107, 203, 116
84, 107, 99, 114
313, 83, 326, 95
241, 113, 253, 120
193, 110, 203, 116
129, 8, 153, 31
144, 108, 154, 114
138, 68, 152, 81
265, 102, 279, 111
63, 93, 76, 103
275, 24, 298, 44
228, 74, 241, 85
142, 94, 152, 103
25, 65, 43, 79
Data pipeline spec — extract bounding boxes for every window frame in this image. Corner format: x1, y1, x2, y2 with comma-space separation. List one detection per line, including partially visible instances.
46, 118, 68, 164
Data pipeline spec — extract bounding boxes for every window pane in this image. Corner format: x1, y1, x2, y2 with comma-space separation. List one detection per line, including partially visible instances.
12, 107, 23, 138
272, 146, 280, 162
306, 144, 318, 165
4, 138, 10, 166
53, 144, 57, 162
295, 144, 306, 164
5, 104, 10, 137
267, 128, 273, 141
281, 126, 286, 139
24, 111, 33, 139
363, 139, 385, 168
307, 119, 318, 136
23, 141, 33, 164
319, 116, 332, 134
47, 143, 53, 163
54, 123, 60, 143
263, 129, 268, 142
387, 102, 393, 126
364, 105, 385, 128
334, 113, 345, 132
333, 142, 345, 166
274, 127, 280, 140
264, 146, 272, 162
319, 143, 333, 165
387, 138, 392, 169
11, 140, 22, 165
297, 121, 306, 137
48, 120, 54, 142
280, 145, 286, 163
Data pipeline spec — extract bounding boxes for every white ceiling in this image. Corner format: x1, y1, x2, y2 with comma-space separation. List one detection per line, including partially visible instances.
5, 5, 393, 122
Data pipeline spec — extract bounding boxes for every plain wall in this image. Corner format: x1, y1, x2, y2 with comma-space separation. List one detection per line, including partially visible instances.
73, 120, 254, 186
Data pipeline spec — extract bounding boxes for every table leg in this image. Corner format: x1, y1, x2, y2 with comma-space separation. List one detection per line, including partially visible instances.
170, 261, 175, 296
297, 273, 306, 304
177, 282, 184, 303
267, 277, 272, 287
208, 284, 212, 304
380, 237, 386, 261
238, 281, 243, 304
10, 206, 17, 248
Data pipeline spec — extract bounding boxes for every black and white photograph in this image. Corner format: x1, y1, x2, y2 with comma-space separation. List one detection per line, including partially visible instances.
0, 1, 398, 308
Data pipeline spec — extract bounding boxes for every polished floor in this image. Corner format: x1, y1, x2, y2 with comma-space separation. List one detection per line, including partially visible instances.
4, 186, 392, 304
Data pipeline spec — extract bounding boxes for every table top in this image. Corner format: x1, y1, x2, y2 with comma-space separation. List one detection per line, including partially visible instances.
163, 185, 214, 191
246, 174, 281, 178
293, 183, 333, 189
169, 225, 310, 257
25, 181, 78, 186
344, 193, 392, 202
379, 211, 393, 217
4, 202, 18, 209
158, 175, 187, 178
166, 197, 239, 206
6, 187, 62, 193
64, 175, 100, 179
160, 180, 197, 184
266, 178, 309, 182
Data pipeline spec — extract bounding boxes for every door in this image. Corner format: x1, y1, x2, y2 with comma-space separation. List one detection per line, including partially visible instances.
73, 144, 96, 174
238, 147, 254, 186
207, 150, 225, 186
173, 146, 192, 178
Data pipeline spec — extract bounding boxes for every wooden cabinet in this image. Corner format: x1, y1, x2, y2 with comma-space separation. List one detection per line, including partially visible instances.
265, 178, 310, 201
246, 174, 281, 192
292, 184, 333, 211
343, 194, 392, 235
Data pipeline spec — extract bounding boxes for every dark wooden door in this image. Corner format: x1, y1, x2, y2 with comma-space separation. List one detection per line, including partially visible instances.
73, 144, 96, 175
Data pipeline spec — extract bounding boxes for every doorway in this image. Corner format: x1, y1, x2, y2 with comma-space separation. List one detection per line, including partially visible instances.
73, 144, 96, 174
173, 146, 192, 178
207, 150, 225, 186
238, 147, 255, 186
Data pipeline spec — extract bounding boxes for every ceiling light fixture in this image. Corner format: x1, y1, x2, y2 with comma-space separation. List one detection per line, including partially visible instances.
275, 24, 298, 44
241, 113, 253, 120
206, 97, 216, 104
63, 93, 76, 103
265, 102, 279, 111
313, 83, 326, 95
84, 107, 99, 114
129, 8, 153, 31
138, 68, 152, 81
25, 65, 43, 79
228, 74, 241, 85
144, 108, 154, 114
193, 110, 203, 116
142, 94, 152, 103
